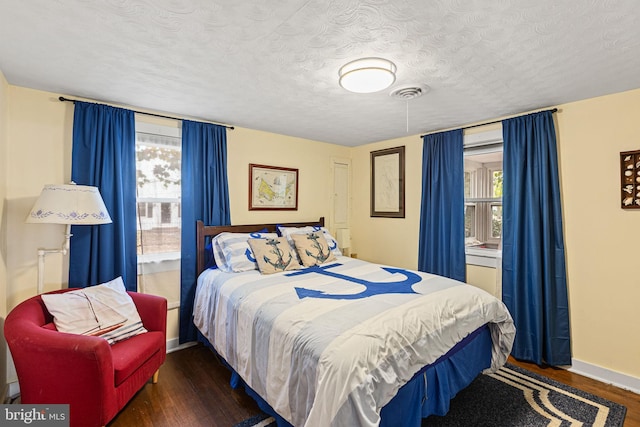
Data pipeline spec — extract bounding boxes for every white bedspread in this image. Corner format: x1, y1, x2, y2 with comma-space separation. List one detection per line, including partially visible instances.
194, 256, 515, 427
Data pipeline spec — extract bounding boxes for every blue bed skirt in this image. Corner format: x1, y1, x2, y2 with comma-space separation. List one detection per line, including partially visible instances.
216, 324, 492, 427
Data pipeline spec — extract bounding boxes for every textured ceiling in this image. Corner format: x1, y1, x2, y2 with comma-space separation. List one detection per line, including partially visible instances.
1, 0, 640, 146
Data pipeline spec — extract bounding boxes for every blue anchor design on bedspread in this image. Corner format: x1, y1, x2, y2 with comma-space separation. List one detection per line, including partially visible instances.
286, 263, 421, 300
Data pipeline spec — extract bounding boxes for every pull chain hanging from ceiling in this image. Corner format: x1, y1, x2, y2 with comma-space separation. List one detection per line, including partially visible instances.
389, 84, 430, 134
406, 100, 409, 133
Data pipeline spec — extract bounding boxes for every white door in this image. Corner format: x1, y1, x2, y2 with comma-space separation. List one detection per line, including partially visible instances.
331, 158, 351, 252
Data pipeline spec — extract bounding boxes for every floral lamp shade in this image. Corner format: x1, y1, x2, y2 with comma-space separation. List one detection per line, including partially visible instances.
26, 184, 112, 225
26, 184, 112, 294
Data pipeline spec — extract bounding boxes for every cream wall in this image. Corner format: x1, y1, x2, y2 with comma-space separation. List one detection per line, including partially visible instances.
227, 127, 350, 228
5, 87, 72, 310
555, 89, 640, 378
350, 136, 422, 269
466, 264, 499, 296
1, 69, 10, 399
351, 89, 640, 381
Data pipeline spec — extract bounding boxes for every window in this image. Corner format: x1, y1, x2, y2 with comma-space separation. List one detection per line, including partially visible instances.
464, 129, 503, 260
135, 122, 181, 261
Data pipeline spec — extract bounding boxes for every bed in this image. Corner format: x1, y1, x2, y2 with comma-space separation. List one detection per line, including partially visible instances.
193, 218, 515, 427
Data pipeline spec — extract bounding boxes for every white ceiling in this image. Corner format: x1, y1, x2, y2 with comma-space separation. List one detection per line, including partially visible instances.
1, 0, 640, 146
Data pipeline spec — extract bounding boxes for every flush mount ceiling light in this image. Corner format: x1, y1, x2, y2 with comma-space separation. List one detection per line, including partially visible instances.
339, 57, 397, 93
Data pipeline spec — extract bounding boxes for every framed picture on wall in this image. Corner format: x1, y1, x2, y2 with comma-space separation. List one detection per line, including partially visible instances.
370, 146, 405, 218
249, 163, 299, 210
620, 149, 640, 209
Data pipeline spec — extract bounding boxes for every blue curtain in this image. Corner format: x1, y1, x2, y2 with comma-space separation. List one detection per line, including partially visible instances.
70, 101, 137, 290
502, 110, 571, 366
180, 120, 231, 343
418, 129, 465, 282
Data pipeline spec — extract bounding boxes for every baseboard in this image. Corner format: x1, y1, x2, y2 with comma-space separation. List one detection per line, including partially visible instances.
166, 338, 197, 354
4, 382, 20, 403
570, 358, 640, 395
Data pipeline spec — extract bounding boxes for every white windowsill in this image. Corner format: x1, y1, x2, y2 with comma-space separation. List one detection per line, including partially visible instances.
137, 252, 180, 274
466, 247, 501, 268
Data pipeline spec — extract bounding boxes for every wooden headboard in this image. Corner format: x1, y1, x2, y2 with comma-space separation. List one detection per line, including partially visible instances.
196, 217, 325, 276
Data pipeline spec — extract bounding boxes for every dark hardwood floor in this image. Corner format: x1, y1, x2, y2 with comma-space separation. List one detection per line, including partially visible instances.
108, 344, 261, 427
109, 344, 640, 427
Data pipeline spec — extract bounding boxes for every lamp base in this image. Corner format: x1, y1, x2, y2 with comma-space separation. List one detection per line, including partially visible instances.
36, 225, 71, 294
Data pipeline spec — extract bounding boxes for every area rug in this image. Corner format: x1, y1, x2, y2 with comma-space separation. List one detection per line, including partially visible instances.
234, 363, 626, 427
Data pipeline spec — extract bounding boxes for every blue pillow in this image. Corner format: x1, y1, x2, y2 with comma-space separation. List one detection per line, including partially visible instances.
204, 239, 217, 270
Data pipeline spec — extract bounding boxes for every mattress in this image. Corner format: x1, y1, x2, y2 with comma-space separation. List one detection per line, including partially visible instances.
194, 256, 515, 426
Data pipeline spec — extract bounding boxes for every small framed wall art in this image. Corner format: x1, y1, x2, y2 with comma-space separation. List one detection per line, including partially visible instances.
620, 149, 640, 209
249, 163, 298, 210
370, 146, 405, 218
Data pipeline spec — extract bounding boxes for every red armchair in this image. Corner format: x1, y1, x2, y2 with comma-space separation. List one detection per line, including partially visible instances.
5, 289, 167, 427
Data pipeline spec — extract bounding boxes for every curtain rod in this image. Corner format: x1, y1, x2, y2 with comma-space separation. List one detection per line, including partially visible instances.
58, 96, 235, 130
419, 108, 558, 138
